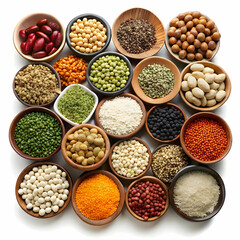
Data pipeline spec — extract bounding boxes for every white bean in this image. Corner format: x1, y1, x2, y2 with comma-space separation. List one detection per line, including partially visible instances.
187, 75, 197, 88
205, 73, 215, 84
203, 67, 214, 74
192, 71, 205, 79
210, 82, 220, 90
192, 87, 204, 98
185, 91, 194, 103
205, 89, 217, 100
201, 96, 207, 107
190, 63, 204, 72
207, 99, 217, 107
218, 82, 226, 91
214, 73, 226, 83
216, 90, 226, 102
183, 73, 192, 81
198, 78, 210, 92
181, 81, 190, 91
192, 96, 202, 106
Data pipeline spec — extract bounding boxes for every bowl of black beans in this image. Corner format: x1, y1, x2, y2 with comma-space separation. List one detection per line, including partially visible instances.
145, 103, 186, 143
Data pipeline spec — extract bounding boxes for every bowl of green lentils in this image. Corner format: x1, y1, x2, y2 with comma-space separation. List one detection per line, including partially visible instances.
86, 51, 133, 96
9, 106, 65, 161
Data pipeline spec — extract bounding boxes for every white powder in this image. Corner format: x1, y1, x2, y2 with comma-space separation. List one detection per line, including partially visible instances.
99, 96, 143, 135
173, 171, 220, 218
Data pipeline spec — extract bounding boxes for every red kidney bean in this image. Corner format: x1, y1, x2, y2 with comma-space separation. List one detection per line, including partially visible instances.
32, 51, 47, 58
19, 29, 27, 41
41, 25, 52, 36
36, 31, 50, 42
20, 41, 27, 54
27, 33, 36, 42
45, 42, 54, 53
47, 21, 60, 31
54, 32, 62, 47
37, 18, 48, 27
33, 38, 45, 52
50, 30, 59, 43
22, 39, 34, 54
48, 47, 57, 56
25, 25, 40, 35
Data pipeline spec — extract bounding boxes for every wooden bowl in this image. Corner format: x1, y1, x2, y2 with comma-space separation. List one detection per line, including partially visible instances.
15, 161, 73, 218
108, 137, 152, 180
131, 57, 181, 104
165, 12, 220, 64
145, 103, 187, 143
13, 62, 61, 107
112, 8, 165, 59
71, 169, 125, 225
125, 176, 169, 222
180, 61, 231, 111
66, 13, 111, 60
169, 165, 225, 222
95, 93, 146, 139
9, 107, 65, 161
151, 143, 190, 185
61, 124, 110, 171
13, 12, 66, 62
180, 112, 232, 164
86, 51, 133, 96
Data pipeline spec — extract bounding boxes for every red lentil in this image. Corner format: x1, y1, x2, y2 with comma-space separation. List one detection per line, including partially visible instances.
184, 117, 228, 161
128, 181, 166, 221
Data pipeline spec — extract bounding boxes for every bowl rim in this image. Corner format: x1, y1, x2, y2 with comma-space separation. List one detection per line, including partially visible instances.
125, 175, 169, 222
66, 13, 112, 58
13, 12, 66, 62
71, 169, 125, 225
15, 161, 73, 218
168, 165, 226, 222
13, 62, 61, 107
53, 84, 99, 126
145, 102, 187, 143
108, 136, 152, 180
180, 111, 232, 164
179, 61, 231, 111
151, 143, 190, 184
131, 56, 181, 104
86, 51, 133, 96
61, 123, 110, 171
9, 106, 65, 161
165, 11, 220, 64
111, 7, 165, 59
94, 93, 146, 139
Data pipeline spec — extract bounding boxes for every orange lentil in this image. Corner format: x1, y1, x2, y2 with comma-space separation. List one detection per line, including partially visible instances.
75, 173, 120, 220
53, 55, 88, 87
184, 117, 227, 161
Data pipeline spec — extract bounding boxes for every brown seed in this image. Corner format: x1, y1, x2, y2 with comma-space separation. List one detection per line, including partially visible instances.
199, 18, 207, 26
205, 49, 213, 59
192, 11, 201, 19
177, 13, 186, 20
208, 40, 217, 50
187, 34, 195, 43
174, 29, 182, 39
195, 52, 203, 60
211, 27, 218, 34
187, 53, 195, 61
194, 39, 201, 48
186, 21, 194, 29
201, 42, 208, 51
196, 24, 205, 33
171, 44, 180, 53
212, 32, 221, 41
204, 28, 211, 36
170, 17, 179, 27
184, 14, 193, 22
181, 26, 187, 34
192, 18, 199, 26
182, 41, 189, 50
205, 36, 212, 43
190, 27, 198, 37
176, 39, 182, 47
178, 49, 187, 59
187, 45, 195, 53
197, 32, 205, 42
180, 34, 187, 42
206, 20, 215, 29
168, 28, 175, 37
169, 37, 177, 45
177, 20, 185, 28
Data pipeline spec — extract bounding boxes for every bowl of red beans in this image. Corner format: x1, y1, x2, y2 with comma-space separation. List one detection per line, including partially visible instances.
125, 176, 169, 222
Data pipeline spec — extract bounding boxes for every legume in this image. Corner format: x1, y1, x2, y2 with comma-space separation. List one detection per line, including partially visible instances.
18, 164, 70, 216
117, 19, 156, 54
128, 180, 167, 221
138, 64, 174, 98
152, 145, 188, 183
89, 55, 130, 92
14, 112, 62, 157
111, 139, 149, 178
65, 127, 106, 166
147, 105, 185, 141
15, 64, 59, 105
57, 85, 95, 124
184, 117, 228, 161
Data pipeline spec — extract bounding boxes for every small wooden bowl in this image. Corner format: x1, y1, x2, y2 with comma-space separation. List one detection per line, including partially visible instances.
180, 112, 232, 164
13, 62, 61, 107
108, 137, 152, 180
169, 165, 225, 222
66, 13, 111, 60
112, 8, 165, 59
15, 161, 73, 218
9, 107, 65, 161
145, 103, 187, 143
180, 61, 231, 111
13, 12, 66, 62
61, 124, 110, 171
165, 12, 220, 64
86, 51, 133, 96
131, 57, 181, 104
95, 93, 146, 139
71, 169, 125, 225
125, 176, 169, 222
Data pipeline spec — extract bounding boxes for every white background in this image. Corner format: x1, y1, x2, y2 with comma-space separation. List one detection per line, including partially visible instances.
2, 0, 239, 239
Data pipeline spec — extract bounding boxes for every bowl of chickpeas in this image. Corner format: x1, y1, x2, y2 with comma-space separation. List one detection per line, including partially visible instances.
165, 11, 221, 64
66, 13, 111, 59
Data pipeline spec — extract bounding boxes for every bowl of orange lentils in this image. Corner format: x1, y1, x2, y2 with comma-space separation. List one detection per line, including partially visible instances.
52, 54, 88, 89
180, 112, 232, 164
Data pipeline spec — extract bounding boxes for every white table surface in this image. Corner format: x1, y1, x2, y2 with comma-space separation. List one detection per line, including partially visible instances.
2, 0, 239, 239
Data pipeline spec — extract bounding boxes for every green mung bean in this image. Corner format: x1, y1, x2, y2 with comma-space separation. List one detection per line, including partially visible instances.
14, 112, 62, 157
58, 85, 95, 124
138, 64, 174, 98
